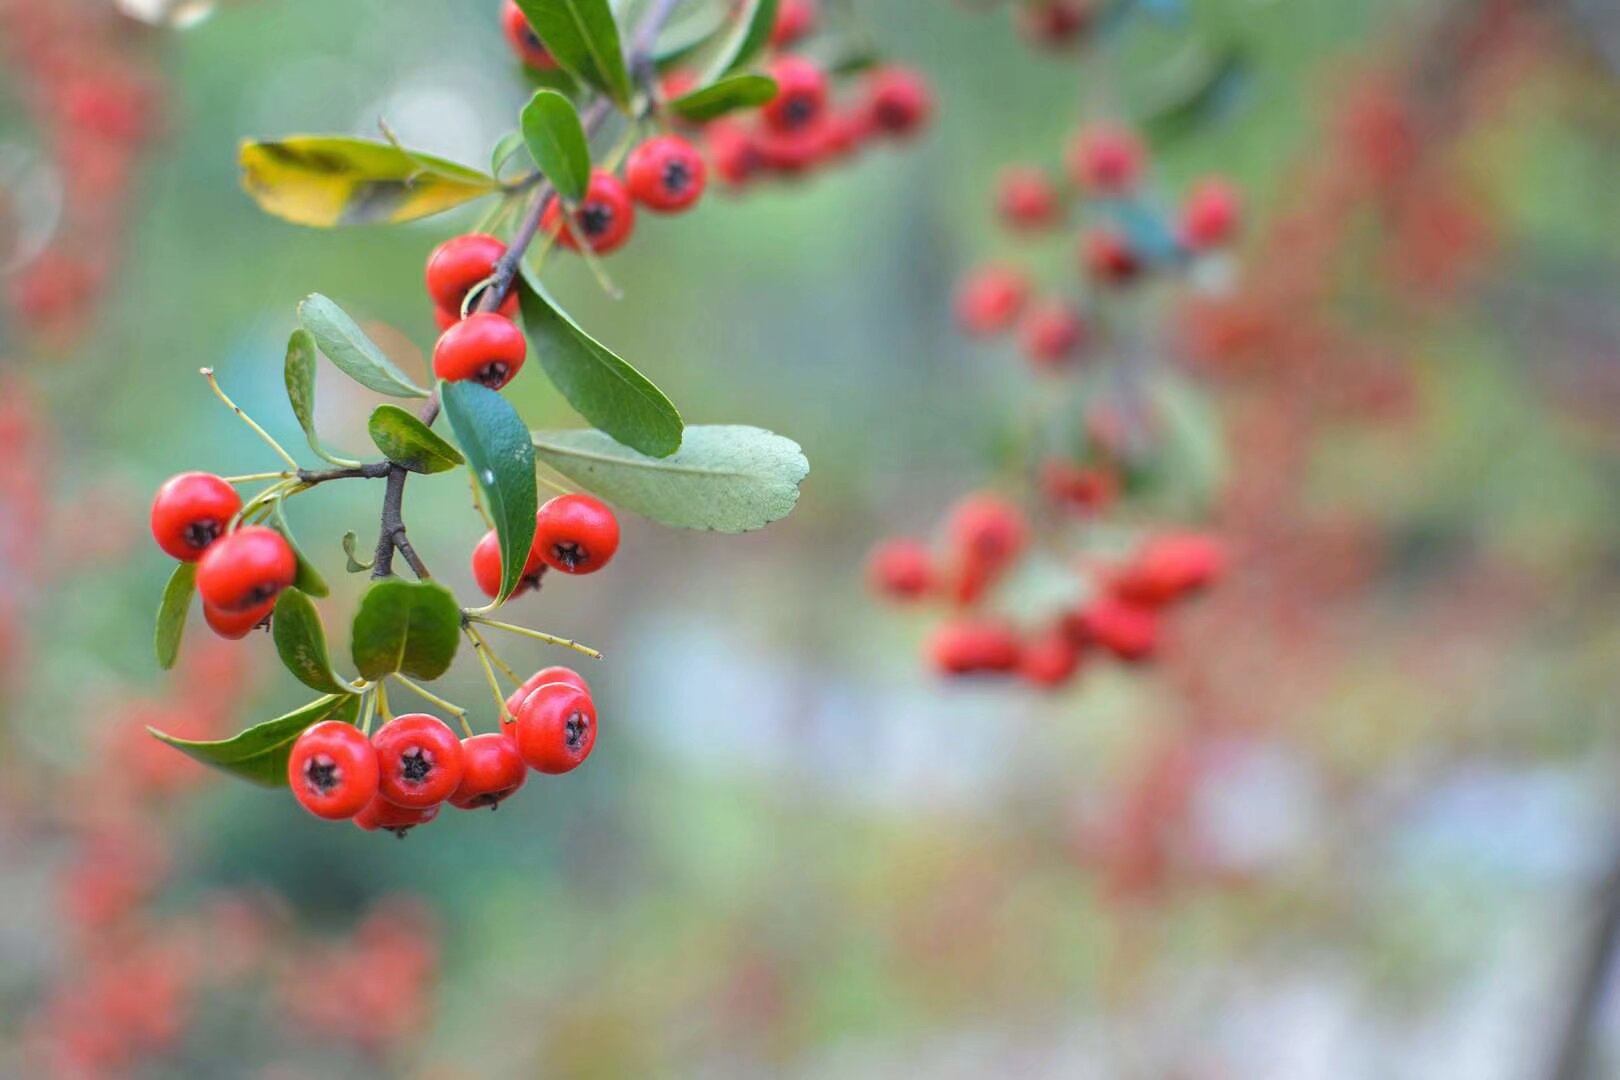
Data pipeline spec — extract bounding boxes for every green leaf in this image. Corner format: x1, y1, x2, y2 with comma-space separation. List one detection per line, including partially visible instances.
517, 267, 683, 459
512, 0, 634, 109
491, 130, 527, 179
272, 589, 354, 696
1143, 45, 1249, 143
350, 579, 463, 681
668, 74, 779, 123
155, 561, 195, 671
149, 694, 358, 788
342, 531, 374, 573
530, 424, 807, 533
520, 89, 591, 203
653, 2, 731, 63
368, 404, 465, 474
273, 498, 330, 599
441, 381, 538, 602
239, 136, 499, 227
297, 294, 429, 399
701, 0, 779, 82
284, 328, 357, 467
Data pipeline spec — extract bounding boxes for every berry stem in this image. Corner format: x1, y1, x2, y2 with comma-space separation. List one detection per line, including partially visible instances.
464, 626, 516, 724
467, 615, 605, 661
466, 623, 522, 687
200, 368, 301, 470
358, 687, 378, 737
534, 469, 575, 498
375, 678, 393, 724
389, 674, 474, 738
222, 471, 294, 484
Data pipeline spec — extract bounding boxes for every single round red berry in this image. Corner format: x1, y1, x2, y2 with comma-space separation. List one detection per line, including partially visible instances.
1040, 459, 1117, 513
864, 66, 932, 138
955, 264, 1028, 336
625, 135, 708, 213
150, 472, 241, 562
1067, 122, 1145, 195
372, 713, 465, 809
514, 682, 597, 774
1019, 629, 1082, 689
996, 166, 1060, 231
770, 0, 817, 47
202, 597, 275, 640
448, 733, 528, 810
471, 528, 547, 600
706, 121, 764, 186
541, 171, 636, 254
532, 493, 620, 575
503, 665, 591, 733
753, 121, 828, 174
928, 618, 1021, 676
1017, 0, 1094, 49
500, 0, 556, 69
288, 721, 379, 820
1019, 299, 1086, 368
947, 493, 1028, 571
354, 793, 439, 837
1179, 178, 1242, 250
195, 526, 296, 613
432, 312, 526, 390
1071, 596, 1159, 662
762, 55, 829, 133
1111, 533, 1227, 607
1083, 226, 1142, 286
867, 538, 935, 601
423, 232, 520, 319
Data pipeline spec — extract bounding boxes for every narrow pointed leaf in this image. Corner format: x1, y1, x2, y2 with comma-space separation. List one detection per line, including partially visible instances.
273, 498, 330, 598
520, 89, 591, 203
701, 0, 779, 82
297, 294, 429, 398
669, 74, 778, 123
284, 328, 357, 466
239, 136, 499, 227
512, 0, 634, 108
350, 579, 463, 681
530, 424, 807, 533
368, 404, 465, 474
441, 380, 538, 601
155, 561, 195, 671
517, 267, 683, 459
272, 588, 354, 695
149, 693, 358, 788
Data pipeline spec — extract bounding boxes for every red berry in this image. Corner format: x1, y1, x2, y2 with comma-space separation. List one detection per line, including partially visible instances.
541, 171, 636, 254
770, 0, 817, 47
762, 56, 828, 133
1018, 299, 1086, 368
195, 526, 296, 613
1039, 459, 1117, 512
202, 597, 275, 640
372, 713, 465, 809
1067, 122, 1144, 195
432, 312, 526, 390
150, 472, 241, 561
947, 492, 1028, 571
819, 108, 872, 160
1082, 226, 1141, 286
288, 721, 379, 820
753, 120, 828, 174
1019, 628, 1083, 688
471, 528, 547, 600
514, 682, 597, 774
423, 233, 520, 320
867, 539, 934, 601
955, 264, 1029, 335
354, 794, 439, 837
448, 733, 528, 810
1017, 0, 1094, 48
1179, 178, 1242, 250
1071, 597, 1159, 662
503, 666, 591, 732
706, 120, 765, 186
864, 66, 933, 138
996, 166, 1060, 231
625, 135, 708, 213
1111, 533, 1227, 606
928, 618, 1021, 675
500, 0, 556, 69
532, 493, 620, 575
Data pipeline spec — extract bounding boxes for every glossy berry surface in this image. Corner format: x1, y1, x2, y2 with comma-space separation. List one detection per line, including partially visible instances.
288, 721, 379, 820
503, 665, 591, 732
514, 682, 597, 774
372, 713, 465, 809
423, 232, 519, 319
864, 66, 933, 138
432, 312, 527, 390
762, 56, 828, 133
500, 0, 556, 69
471, 528, 546, 600
541, 171, 636, 254
195, 526, 296, 613
202, 597, 275, 640
150, 472, 241, 562
354, 794, 439, 837
532, 493, 620, 575
625, 135, 708, 213
448, 734, 528, 810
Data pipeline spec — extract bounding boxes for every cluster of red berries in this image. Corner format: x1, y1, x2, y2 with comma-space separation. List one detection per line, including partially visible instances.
956, 121, 1241, 370
472, 491, 621, 598
149, 472, 297, 639
869, 492, 1225, 689
287, 666, 599, 835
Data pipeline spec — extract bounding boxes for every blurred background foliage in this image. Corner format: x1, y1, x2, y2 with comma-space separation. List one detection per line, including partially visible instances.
4, 0, 1620, 1076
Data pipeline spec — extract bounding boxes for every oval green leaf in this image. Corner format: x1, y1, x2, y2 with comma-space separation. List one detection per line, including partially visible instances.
149, 693, 358, 788
368, 404, 465, 474
297, 294, 429, 399
155, 561, 196, 671
350, 578, 463, 681
512, 0, 634, 109
530, 424, 807, 533
520, 89, 591, 203
701, 0, 779, 82
669, 74, 778, 123
441, 381, 538, 602
240, 136, 499, 227
272, 588, 354, 695
285, 328, 358, 467
517, 267, 683, 459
